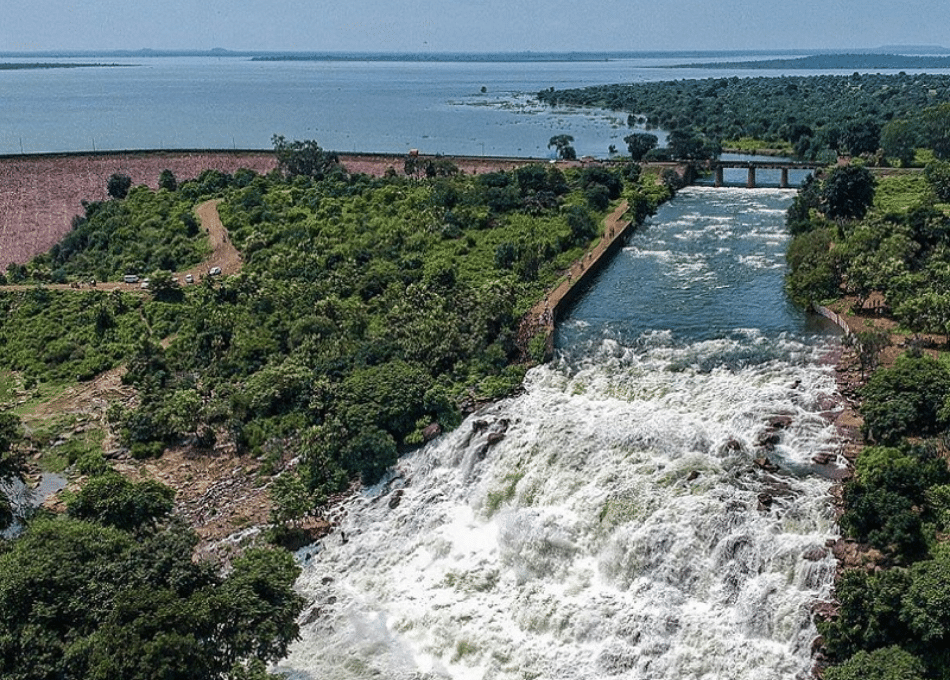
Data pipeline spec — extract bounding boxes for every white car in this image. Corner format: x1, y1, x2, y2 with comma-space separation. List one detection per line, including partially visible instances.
185, 274, 194, 284
208, 266, 222, 276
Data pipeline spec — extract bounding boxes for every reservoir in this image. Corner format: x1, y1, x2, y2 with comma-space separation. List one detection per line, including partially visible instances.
278, 187, 844, 680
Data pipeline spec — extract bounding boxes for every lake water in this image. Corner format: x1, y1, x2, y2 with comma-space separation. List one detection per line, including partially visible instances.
4, 52, 950, 158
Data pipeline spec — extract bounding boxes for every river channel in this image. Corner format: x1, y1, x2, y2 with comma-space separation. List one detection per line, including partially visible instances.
278, 186, 844, 680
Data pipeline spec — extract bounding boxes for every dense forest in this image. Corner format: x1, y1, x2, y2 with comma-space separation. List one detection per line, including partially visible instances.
784, 109, 950, 679
0, 144, 672, 677
537, 73, 950, 162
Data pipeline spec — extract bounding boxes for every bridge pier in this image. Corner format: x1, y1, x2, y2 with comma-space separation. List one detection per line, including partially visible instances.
714, 166, 724, 187
780, 167, 789, 188
747, 165, 756, 189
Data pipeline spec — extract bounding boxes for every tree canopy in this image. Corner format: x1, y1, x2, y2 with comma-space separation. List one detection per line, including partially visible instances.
0, 512, 303, 680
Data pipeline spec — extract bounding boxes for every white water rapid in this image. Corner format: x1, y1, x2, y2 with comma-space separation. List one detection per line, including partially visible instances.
278, 188, 844, 680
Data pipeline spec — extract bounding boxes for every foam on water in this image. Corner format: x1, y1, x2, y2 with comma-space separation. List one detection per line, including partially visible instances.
279, 334, 841, 680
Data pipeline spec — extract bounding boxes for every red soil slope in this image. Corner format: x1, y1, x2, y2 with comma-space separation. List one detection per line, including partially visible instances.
0, 151, 277, 271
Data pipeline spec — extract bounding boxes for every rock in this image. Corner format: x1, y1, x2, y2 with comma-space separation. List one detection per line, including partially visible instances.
472, 419, 489, 433
757, 492, 773, 511
753, 457, 780, 473
487, 432, 505, 446
718, 438, 744, 455
755, 431, 780, 449
422, 422, 442, 442
302, 605, 323, 625
769, 415, 793, 430
388, 489, 404, 509
686, 470, 700, 482
803, 546, 828, 561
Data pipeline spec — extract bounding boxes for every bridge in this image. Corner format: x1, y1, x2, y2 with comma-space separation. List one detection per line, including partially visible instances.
710, 160, 824, 188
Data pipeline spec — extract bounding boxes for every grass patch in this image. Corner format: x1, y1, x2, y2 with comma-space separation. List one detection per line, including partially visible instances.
873, 172, 933, 215
11, 381, 69, 417
21, 413, 105, 474
722, 137, 793, 154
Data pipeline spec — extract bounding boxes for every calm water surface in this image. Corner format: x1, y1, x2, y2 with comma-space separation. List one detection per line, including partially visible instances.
4, 53, 949, 157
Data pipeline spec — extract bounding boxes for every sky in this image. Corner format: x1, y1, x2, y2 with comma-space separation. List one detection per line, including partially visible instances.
1, 0, 948, 54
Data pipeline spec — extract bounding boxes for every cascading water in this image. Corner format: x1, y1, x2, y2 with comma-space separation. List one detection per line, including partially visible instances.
278, 187, 844, 680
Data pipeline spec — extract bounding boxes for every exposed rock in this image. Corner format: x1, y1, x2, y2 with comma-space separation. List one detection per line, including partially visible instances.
753, 457, 780, 473
718, 438, 744, 455
388, 489, 405, 509
422, 422, 442, 442
757, 492, 773, 511
802, 546, 828, 561
769, 415, 793, 430
487, 432, 506, 446
302, 605, 324, 625
472, 419, 489, 433
686, 470, 700, 482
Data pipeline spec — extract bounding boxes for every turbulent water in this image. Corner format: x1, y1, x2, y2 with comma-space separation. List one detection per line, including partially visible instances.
278, 188, 844, 680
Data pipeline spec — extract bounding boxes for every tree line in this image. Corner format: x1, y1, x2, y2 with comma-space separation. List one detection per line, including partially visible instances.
537, 73, 950, 163
785, 131, 950, 679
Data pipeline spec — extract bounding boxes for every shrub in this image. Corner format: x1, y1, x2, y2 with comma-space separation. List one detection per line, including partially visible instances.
860, 353, 950, 443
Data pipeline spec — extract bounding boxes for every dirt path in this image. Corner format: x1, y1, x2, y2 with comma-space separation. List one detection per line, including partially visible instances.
0, 199, 239, 293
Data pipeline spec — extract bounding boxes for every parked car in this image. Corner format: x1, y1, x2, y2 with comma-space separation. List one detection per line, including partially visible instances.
123, 274, 139, 283
208, 266, 222, 276
185, 274, 194, 284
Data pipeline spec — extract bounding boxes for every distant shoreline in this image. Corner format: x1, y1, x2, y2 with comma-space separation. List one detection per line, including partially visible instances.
2, 47, 949, 63
671, 53, 950, 70
0, 63, 131, 70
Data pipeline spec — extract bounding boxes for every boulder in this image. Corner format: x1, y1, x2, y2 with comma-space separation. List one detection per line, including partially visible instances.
422, 423, 442, 442
388, 489, 405, 509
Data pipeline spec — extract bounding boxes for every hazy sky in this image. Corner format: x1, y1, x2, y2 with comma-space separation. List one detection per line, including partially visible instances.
2, 0, 947, 53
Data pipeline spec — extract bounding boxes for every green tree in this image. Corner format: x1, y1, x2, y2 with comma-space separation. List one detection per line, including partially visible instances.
840, 119, 882, 157
269, 471, 313, 527
623, 132, 658, 161
272, 135, 343, 179
882, 119, 918, 167
821, 164, 876, 221
66, 473, 175, 532
819, 568, 912, 661
159, 169, 178, 192
860, 352, 950, 443
667, 129, 719, 161
107, 173, 133, 199
853, 328, 890, 378
924, 159, 950, 202
917, 103, 950, 159
902, 548, 950, 644
548, 134, 577, 160
0, 516, 303, 680
0, 411, 23, 531
823, 646, 925, 680
148, 268, 184, 303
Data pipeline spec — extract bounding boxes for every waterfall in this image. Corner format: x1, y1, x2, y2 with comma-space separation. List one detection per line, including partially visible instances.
278, 188, 843, 680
